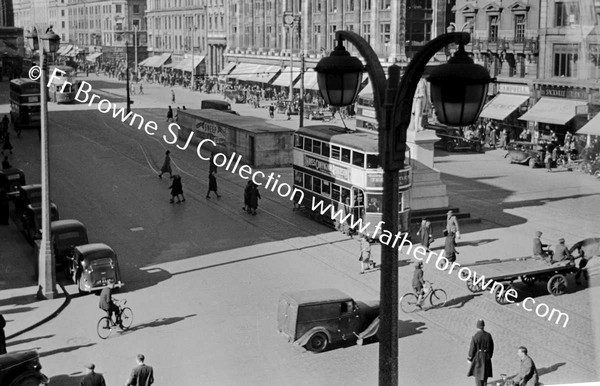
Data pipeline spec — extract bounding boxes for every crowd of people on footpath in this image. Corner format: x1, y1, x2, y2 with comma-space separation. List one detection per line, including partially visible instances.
1, 114, 17, 226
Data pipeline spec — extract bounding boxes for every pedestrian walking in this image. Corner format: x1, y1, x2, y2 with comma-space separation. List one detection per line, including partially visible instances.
175, 106, 180, 122
417, 218, 433, 250
243, 181, 253, 213
512, 346, 539, 386
544, 148, 552, 172
248, 183, 261, 214
1, 115, 9, 137
206, 170, 221, 199
209, 152, 218, 174
0, 313, 7, 354
171, 89, 176, 103
444, 230, 458, 263
0, 189, 9, 225
158, 150, 172, 179
166, 105, 174, 123
2, 156, 11, 169
269, 104, 275, 119
467, 319, 494, 386
2, 133, 13, 155
139, 83, 144, 95
359, 234, 374, 273
446, 210, 460, 239
80, 363, 106, 386
168, 175, 185, 203
126, 354, 154, 386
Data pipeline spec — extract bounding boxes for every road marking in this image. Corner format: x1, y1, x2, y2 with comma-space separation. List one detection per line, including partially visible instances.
130, 227, 144, 232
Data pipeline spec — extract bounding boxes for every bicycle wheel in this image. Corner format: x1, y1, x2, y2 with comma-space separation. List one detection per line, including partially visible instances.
429, 289, 447, 308
120, 307, 134, 330
400, 293, 420, 313
97, 317, 113, 339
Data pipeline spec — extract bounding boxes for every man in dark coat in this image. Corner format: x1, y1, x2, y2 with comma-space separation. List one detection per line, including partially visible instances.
444, 230, 458, 263
0, 313, 7, 354
243, 181, 253, 213
467, 319, 494, 386
126, 354, 154, 386
98, 282, 120, 326
554, 238, 573, 264
512, 346, 539, 386
81, 363, 106, 386
248, 183, 261, 215
532, 231, 549, 259
206, 171, 221, 199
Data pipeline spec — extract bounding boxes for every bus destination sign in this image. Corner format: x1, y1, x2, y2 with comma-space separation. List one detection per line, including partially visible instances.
304, 155, 350, 182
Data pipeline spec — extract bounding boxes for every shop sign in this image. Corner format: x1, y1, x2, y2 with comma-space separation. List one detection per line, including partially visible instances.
398, 168, 411, 189
367, 173, 383, 187
540, 86, 587, 100
304, 155, 350, 181
498, 83, 530, 95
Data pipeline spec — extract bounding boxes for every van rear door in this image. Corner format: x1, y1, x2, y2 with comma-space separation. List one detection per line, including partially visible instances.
277, 295, 297, 341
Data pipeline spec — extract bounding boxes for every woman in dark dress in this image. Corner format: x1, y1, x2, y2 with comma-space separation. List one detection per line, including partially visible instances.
248, 184, 261, 215
444, 230, 458, 263
168, 175, 185, 203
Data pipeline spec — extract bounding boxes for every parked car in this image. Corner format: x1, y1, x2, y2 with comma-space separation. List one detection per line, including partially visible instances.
20, 205, 60, 241
51, 219, 89, 268
0, 350, 49, 386
428, 124, 483, 152
68, 243, 124, 294
14, 184, 58, 217
505, 141, 545, 168
277, 288, 380, 353
0, 168, 26, 200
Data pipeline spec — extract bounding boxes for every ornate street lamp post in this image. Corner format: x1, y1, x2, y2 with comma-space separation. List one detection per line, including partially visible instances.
315, 31, 491, 386
25, 26, 61, 299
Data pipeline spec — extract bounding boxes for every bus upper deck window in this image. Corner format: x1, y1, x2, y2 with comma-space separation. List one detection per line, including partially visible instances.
332, 185, 341, 202
313, 178, 322, 194
367, 154, 379, 169
331, 145, 341, 160
341, 148, 351, 163
312, 140, 321, 155
341, 188, 350, 203
294, 134, 303, 148
304, 174, 313, 191
304, 138, 313, 152
294, 170, 303, 185
352, 151, 365, 168
321, 143, 330, 157
322, 180, 331, 197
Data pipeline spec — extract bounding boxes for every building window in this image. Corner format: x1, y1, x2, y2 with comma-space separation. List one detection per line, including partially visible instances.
381, 0, 391, 9
61, 10, 64, 16
380, 23, 390, 43
363, 0, 371, 10
555, 2, 579, 26
133, 4, 140, 13
363, 23, 371, 44
589, 44, 600, 79
329, 25, 337, 48
514, 15, 525, 43
553, 44, 578, 77
406, 0, 433, 52
115, 4, 122, 13
488, 15, 499, 42
62, 21, 65, 28
346, 0, 354, 11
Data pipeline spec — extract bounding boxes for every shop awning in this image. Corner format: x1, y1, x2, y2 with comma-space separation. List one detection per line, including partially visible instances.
218, 62, 237, 77
172, 56, 205, 72
359, 82, 372, 97
239, 65, 280, 83
295, 70, 319, 90
144, 53, 172, 68
518, 97, 587, 125
61, 45, 74, 56
227, 63, 258, 80
86, 52, 103, 62
577, 113, 600, 136
57, 45, 72, 55
479, 93, 529, 121
271, 67, 301, 87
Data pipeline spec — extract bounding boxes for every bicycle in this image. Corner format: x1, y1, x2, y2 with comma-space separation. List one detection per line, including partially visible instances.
96, 299, 133, 339
400, 281, 447, 313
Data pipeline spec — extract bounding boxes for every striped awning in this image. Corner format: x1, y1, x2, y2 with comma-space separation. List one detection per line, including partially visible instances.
218, 62, 237, 77
271, 67, 301, 87
86, 52, 103, 62
295, 70, 319, 90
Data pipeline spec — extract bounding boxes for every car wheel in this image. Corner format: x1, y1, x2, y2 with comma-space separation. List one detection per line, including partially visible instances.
594, 170, 600, 179
445, 142, 455, 152
305, 332, 328, 353
528, 158, 537, 168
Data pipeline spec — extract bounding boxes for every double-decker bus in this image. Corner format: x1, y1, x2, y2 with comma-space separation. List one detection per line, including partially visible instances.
48, 65, 79, 103
9, 78, 41, 130
292, 125, 412, 237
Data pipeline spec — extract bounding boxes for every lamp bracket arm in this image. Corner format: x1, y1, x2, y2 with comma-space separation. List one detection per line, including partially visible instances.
335, 30, 388, 124
392, 32, 470, 130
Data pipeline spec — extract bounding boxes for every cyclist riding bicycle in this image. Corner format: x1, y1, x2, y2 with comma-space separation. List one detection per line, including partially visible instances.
412, 262, 426, 307
99, 281, 122, 326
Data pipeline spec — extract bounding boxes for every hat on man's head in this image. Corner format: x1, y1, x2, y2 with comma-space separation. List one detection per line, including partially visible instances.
447, 210, 453, 215
535, 231, 542, 237
476, 319, 485, 329
84, 363, 95, 370
559, 238, 565, 243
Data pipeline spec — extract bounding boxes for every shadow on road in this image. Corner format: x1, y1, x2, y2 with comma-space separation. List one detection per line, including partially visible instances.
501, 193, 600, 210
39, 343, 96, 358
0, 293, 38, 307
398, 319, 427, 338
537, 362, 566, 377
0, 306, 37, 314
7, 334, 54, 347
48, 372, 86, 386
123, 314, 196, 334
444, 293, 481, 309
456, 238, 498, 247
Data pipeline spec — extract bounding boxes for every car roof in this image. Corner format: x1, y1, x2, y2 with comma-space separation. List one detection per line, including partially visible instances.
20, 184, 41, 192
282, 288, 352, 305
0, 167, 24, 176
74, 243, 114, 255
51, 219, 85, 232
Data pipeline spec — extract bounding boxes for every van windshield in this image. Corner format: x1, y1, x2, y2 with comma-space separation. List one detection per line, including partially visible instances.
297, 303, 341, 322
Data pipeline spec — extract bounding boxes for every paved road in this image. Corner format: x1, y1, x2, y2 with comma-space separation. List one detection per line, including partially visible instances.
2, 77, 599, 385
